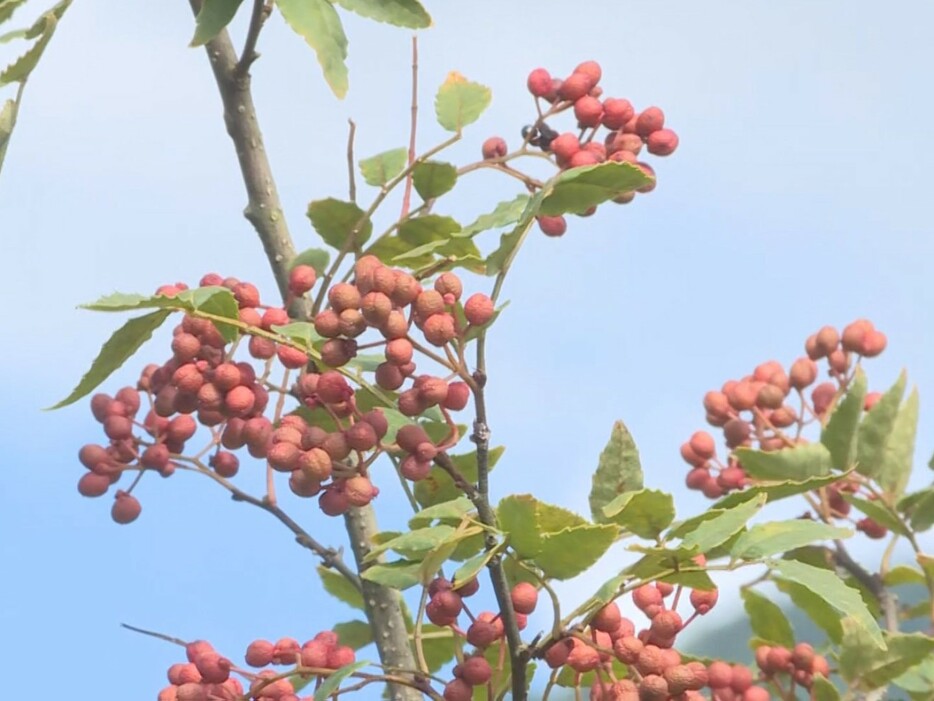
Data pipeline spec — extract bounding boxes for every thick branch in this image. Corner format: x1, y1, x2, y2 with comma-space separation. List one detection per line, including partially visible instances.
187, 4, 422, 698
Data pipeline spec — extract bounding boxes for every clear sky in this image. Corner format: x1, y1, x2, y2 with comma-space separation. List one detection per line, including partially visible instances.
2, 1, 934, 699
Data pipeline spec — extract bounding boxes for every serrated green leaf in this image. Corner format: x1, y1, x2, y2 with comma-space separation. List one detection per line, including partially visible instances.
419, 526, 484, 583
539, 161, 652, 216
364, 525, 456, 563
412, 160, 457, 200
735, 443, 833, 481
333, 620, 373, 650
452, 549, 494, 589
313, 660, 369, 700
589, 420, 644, 524
307, 198, 372, 249
359, 147, 408, 187
602, 489, 673, 539
843, 494, 911, 536
741, 588, 795, 647
360, 560, 422, 590
317, 566, 365, 611
333, 0, 430, 28
878, 387, 919, 496
774, 577, 843, 643
497, 494, 587, 560
731, 521, 853, 561
485, 192, 541, 275
840, 624, 934, 690
434, 71, 490, 132
278, 0, 348, 98
409, 496, 475, 530
0, 0, 28, 24
773, 559, 884, 649
460, 194, 529, 238
48, 310, 171, 410
811, 675, 840, 701
821, 367, 867, 470
534, 523, 618, 580
0, 10, 58, 86
291, 247, 331, 276
413, 446, 504, 507
711, 471, 849, 511
680, 493, 766, 553
857, 370, 907, 481
190, 0, 244, 46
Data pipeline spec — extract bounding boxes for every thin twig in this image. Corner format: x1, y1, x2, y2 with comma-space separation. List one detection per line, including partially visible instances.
347, 119, 358, 203
235, 0, 267, 78
121, 623, 188, 647
400, 35, 418, 220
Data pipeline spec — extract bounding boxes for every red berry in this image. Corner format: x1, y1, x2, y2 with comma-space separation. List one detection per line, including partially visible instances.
602, 98, 635, 130
111, 491, 141, 524
527, 68, 553, 97
288, 265, 317, 295
537, 215, 568, 237
463, 293, 495, 326
481, 137, 507, 160
635, 107, 665, 136
510, 582, 538, 614
646, 128, 679, 156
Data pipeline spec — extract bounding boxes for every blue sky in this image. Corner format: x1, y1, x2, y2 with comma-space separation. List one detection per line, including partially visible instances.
2, 1, 934, 698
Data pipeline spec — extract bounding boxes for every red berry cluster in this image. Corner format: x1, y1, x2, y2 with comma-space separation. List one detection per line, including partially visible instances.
751, 642, 830, 696
533, 576, 774, 700
481, 60, 679, 238
157, 631, 354, 701
681, 320, 887, 501
76, 263, 494, 522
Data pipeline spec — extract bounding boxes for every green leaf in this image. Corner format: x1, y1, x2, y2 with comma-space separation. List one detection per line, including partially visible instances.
291, 247, 331, 276
883, 564, 926, 587
313, 660, 368, 701
534, 523, 618, 580
181, 287, 239, 342
843, 494, 911, 536
539, 161, 652, 216
0, 0, 28, 24
772, 559, 885, 649
360, 560, 422, 590
359, 147, 408, 187
893, 657, 934, 698
278, 0, 349, 99
731, 521, 853, 561
899, 487, 934, 532
811, 675, 841, 701
857, 370, 907, 481
434, 71, 491, 132
48, 310, 171, 409
711, 471, 849, 511
333, 620, 373, 650
602, 489, 674, 539
398, 214, 461, 245
272, 321, 320, 348
485, 192, 542, 275
460, 194, 530, 238
190, 0, 244, 46
307, 198, 372, 249
0, 97, 15, 175
589, 420, 644, 523
840, 624, 934, 690
412, 161, 457, 200
735, 443, 833, 481
0, 10, 58, 86
332, 0, 430, 28
877, 387, 919, 496
418, 527, 486, 582
409, 496, 475, 530
413, 446, 504, 507
317, 566, 365, 611
741, 588, 795, 647
774, 577, 843, 643
821, 367, 867, 470
364, 525, 456, 563
679, 493, 767, 553
452, 550, 494, 588
497, 494, 587, 560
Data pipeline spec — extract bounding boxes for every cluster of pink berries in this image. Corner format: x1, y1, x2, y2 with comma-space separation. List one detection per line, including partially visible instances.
480, 61, 679, 238
76, 263, 495, 523
680, 320, 887, 501
157, 631, 354, 701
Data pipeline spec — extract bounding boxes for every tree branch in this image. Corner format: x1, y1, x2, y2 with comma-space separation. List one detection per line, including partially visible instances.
235, 0, 267, 78
832, 540, 898, 632
187, 4, 422, 698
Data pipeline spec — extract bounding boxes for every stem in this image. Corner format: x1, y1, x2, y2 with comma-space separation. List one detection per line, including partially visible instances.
235, 0, 266, 78
347, 119, 358, 203
187, 5, 421, 696
400, 35, 418, 220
